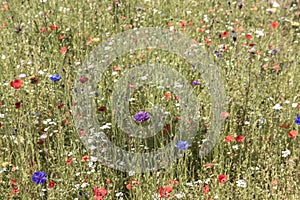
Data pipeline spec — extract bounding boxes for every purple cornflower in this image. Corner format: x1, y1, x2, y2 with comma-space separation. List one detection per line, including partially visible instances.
192, 80, 200, 85
32, 171, 47, 184
134, 111, 150, 122
238, 3, 243, 9
176, 141, 189, 150
295, 115, 300, 125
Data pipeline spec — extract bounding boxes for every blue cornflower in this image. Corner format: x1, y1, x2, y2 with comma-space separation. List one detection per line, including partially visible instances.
295, 115, 300, 125
49, 74, 61, 82
176, 141, 189, 150
32, 171, 47, 184
134, 111, 150, 123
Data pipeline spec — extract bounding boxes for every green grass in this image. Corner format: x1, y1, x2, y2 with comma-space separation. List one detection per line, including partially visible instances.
0, 0, 299, 199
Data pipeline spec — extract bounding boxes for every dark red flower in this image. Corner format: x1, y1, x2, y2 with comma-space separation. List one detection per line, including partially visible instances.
98, 106, 106, 112
279, 123, 291, 129
10, 80, 22, 89
163, 123, 171, 134
15, 101, 22, 109
79, 77, 89, 83
48, 180, 55, 188
235, 136, 245, 142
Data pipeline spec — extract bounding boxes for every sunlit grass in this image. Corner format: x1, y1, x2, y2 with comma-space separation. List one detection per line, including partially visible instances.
0, 0, 299, 199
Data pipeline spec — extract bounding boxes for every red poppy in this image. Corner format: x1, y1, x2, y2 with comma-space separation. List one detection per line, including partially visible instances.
40, 27, 47, 33
158, 185, 173, 198
126, 183, 131, 190
126, 179, 139, 190
58, 35, 64, 40
93, 187, 108, 200
218, 174, 227, 183
225, 135, 234, 142
236, 136, 245, 142
246, 33, 252, 40
188, 21, 193, 26
10, 80, 22, 89
164, 92, 172, 99
205, 38, 212, 45
203, 163, 216, 169
221, 31, 229, 38
270, 22, 278, 29
202, 184, 210, 194
273, 64, 280, 71
10, 179, 17, 186
48, 180, 55, 188
60, 46, 67, 54
82, 155, 89, 162
168, 180, 179, 185
262, 64, 268, 70
288, 130, 298, 139
113, 66, 121, 71
66, 158, 73, 165
221, 112, 230, 120
49, 24, 59, 30
198, 28, 205, 32
11, 186, 19, 194
180, 20, 186, 27
78, 130, 85, 136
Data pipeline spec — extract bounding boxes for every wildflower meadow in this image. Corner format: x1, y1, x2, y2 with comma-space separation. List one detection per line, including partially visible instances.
0, 0, 299, 199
